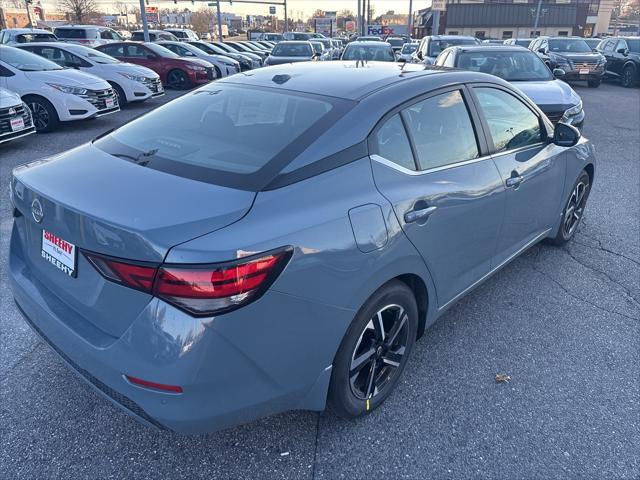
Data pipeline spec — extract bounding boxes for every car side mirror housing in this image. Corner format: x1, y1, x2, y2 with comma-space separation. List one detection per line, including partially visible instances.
617, 47, 628, 55
553, 122, 581, 147
417, 51, 423, 59
538, 48, 546, 54
553, 68, 565, 78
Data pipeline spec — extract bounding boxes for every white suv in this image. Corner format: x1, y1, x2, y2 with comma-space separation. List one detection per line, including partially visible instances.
54, 25, 123, 47
0, 46, 119, 132
0, 28, 58, 45
164, 28, 200, 42
0, 87, 35, 144
17, 43, 164, 105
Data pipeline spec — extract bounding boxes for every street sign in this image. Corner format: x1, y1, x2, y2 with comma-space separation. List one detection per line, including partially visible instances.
269, 6, 276, 15
432, 0, 447, 11
346, 20, 356, 32
145, 6, 159, 24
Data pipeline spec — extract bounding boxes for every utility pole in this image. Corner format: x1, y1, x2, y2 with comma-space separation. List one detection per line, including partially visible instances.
432, 10, 440, 35
216, 0, 223, 41
408, 0, 413, 38
357, 0, 361, 36
533, 0, 543, 36
139, 0, 149, 42
284, 0, 288, 32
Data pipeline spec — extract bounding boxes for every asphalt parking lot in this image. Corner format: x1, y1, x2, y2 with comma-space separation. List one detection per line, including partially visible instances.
0, 82, 638, 480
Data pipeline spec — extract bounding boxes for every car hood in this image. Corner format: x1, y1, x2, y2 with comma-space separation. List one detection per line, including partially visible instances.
99, 62, 159, 78
12, 143, 256, 262
23, 69, 110, 88
550, 52, 603, 62
173, 57, 213, 68
0, 87, 21, 108
267, 56, 312, 65
512, 79, 580, 108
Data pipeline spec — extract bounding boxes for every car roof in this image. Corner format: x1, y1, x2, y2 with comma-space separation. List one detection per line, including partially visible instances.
5, 28, 53, 33
15, 42, 67, 48
430, 35, 477, 40
348, 41, 391, 46
55, 25, 103, 29
218, 61, 494, 100
455, 45, 531, 53
276, 40, 311, 44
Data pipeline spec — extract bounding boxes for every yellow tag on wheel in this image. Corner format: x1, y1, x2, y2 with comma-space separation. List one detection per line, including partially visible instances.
366, 399, 370, 411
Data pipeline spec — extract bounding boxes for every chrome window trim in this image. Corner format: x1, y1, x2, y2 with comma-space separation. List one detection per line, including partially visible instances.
487, 141, 548, 160
371, 153, 493, 176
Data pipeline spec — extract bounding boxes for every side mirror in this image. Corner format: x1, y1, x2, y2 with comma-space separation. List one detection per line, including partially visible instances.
538, 48, 546, 54
417, 51, 423, 59
553, 122, 581, 147
617, 47, 628, 55
553, 68, 565, 78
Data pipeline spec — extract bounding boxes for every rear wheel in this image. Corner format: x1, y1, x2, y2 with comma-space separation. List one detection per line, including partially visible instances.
214, 65, 222, 79
547, 170, 591, 246
328, 280, 418, 418
166, 69, 192, 90
587, 78, 601, 88
24, 96, 59, 133
621, 65, 635, 88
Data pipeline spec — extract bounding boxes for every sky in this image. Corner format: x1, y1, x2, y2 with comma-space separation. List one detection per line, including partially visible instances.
49, 0, 429, 18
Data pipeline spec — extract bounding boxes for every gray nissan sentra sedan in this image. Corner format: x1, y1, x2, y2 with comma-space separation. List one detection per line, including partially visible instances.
9, 61, 595, 433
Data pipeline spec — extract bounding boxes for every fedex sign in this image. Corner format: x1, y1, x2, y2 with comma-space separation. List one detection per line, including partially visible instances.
367, 25, 408, 37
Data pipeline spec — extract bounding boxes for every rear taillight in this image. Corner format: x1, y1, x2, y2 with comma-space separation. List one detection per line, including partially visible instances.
84, 247, 292, 316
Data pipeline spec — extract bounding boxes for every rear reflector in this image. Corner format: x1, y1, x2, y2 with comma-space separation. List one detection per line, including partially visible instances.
84, 247, 292, 316
125, 375, 183, 393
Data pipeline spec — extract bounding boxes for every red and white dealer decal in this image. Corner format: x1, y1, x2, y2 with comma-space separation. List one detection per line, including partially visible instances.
41, 230, 76, 277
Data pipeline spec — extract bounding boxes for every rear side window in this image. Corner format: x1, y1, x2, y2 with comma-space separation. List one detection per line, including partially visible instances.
95, 85, 350, 190
16, 33, 57, 43
474, 87, 543, 153
55, 28, 88, 39
374, 114, 416, 170
100, 44, 124, 57
402, 90, 479, 170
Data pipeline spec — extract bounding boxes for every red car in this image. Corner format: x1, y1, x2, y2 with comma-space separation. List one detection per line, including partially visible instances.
96, 42, 215, 89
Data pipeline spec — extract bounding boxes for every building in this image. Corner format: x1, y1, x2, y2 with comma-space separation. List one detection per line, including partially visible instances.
0, 6, 67, 30
414, 0, 613, 39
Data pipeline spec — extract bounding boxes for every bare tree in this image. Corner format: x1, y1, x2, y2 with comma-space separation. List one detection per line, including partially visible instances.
1, 0, 26, 8
57, 0, 98, 23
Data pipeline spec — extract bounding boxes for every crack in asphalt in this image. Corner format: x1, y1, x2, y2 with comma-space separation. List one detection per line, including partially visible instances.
562, 245, 640, 307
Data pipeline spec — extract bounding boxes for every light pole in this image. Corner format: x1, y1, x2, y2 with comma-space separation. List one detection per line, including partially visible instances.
216, 0, 223, 41
139, 0, 149, 42
533, 0, 543, 35
408, 0, 413, 38
24, 0, 33, 27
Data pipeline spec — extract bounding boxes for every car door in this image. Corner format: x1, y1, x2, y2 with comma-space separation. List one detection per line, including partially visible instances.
611, 39, 629, 76
469, 85, 566, 266
370, 87, 506, 308
124, 43, 158, 71
599, 39, 617, 76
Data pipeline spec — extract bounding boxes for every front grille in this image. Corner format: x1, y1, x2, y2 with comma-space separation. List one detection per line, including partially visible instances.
570, 59, 599, 69
15, 301, 166, 430
0, 104, 34, 134
79, 88, 118, 111
544, 111, 564, 125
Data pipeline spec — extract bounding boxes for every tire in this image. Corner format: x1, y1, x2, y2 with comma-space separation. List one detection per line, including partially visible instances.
328, 280, 418, 419
166, 69, 192, 90
109, 82, 127, 106
24, 96, 59, 133
587, 78, 601, 88
621, 65, 635, 88
214, 65, 222, 79
547, 170, 591, 246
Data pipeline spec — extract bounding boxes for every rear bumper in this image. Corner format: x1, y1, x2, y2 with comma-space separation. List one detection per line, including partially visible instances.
9, 226, 353, 433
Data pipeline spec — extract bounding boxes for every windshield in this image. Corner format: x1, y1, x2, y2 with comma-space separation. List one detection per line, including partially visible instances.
145, 43, 180, 58
169, 31, 187, 38
342, 44, 395, 61
626, 39, 640, 53
66, 44, 120, 63
16, 33, 57, 43
515, 39, 531, 47
548, 39, 591, 53
457, 50, 552, 81
429, 38, 477, 57
213, 42, 234, 53
95, 85, 340, 189
192, 42, 219, 54
55, 28, 94, 39
387, 38, 404, 47
272, 42, 312, 57
401, 43, 417, 54
0, 46, 63, 71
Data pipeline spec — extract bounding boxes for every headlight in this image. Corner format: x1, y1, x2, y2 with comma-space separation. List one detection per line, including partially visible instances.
564, 100, 583, 117
186, 64, 206, 71
47, 83, 88, 95
119, 72, 148, 82
596, 57, 606, 66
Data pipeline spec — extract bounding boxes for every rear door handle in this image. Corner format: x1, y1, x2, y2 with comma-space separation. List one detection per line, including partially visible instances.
505, 175, 523, 188
404, 206, 437, 224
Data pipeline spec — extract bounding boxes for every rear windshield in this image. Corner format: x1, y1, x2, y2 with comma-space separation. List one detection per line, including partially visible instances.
272, 43, 312, 57
401, 43, 417, 54
387, 38, 405, 47
95, 85, 351, 190
16, 33, 57, 43
343, 44, 394, 61
131, 32, 150, 41
170, 31, 187, 38
55, 28, 94, 39
429, 38, 477, 57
